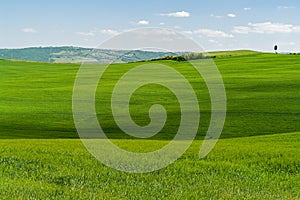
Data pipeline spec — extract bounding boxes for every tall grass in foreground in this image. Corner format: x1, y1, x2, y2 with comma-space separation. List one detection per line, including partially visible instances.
0, 132, 299, 199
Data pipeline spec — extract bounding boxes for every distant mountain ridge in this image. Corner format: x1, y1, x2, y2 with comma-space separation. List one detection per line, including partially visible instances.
0, 46, 183, 63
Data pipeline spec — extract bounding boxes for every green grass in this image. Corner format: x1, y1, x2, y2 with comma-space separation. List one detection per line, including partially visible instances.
1, 52, 299, 139
208, 50, 260, 58
0, 132, 299, 199
0, 52, 300, 199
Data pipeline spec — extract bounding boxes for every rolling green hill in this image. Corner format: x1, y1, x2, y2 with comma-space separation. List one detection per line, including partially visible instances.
0, 52, 299, 139
0, 51, 299, 199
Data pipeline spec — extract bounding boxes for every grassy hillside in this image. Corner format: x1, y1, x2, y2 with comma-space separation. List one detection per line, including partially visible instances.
0, 52, 299, 199
208, 50, 259, 58
0, 52, 299, 139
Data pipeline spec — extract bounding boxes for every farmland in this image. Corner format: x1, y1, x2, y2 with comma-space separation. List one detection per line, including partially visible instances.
0, 51, 299, 199
0, 133, 299, 199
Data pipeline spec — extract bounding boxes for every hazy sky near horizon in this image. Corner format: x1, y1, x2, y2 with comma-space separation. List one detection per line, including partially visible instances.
1, 0, 300, 52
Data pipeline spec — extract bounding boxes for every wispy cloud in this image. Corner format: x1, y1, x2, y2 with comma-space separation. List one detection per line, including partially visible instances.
233, 22, 300, 34
211, 13, 236, 19
208, 39, 218, 44
227, 13, 236, 18
76, 29, 119, 36
208, 39, 223, 47
159, 11, 190, 17
210, 14, 223, 19
99, 29, 119, 35
185, 29, 234, 38
277, 6, 295, 10
244, 7, 252, 11
21, 28, 38, 33
76, 31, 95, 36
137, 20, 149, 25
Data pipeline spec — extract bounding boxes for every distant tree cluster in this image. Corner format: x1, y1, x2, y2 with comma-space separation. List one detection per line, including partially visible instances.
151, 52, 212, 62
151, 55, 186, 62
183, 52, 212, 60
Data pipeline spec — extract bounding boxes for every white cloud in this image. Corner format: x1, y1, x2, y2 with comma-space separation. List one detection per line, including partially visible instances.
181, 30, 193, 35
21, 28, 38, 33
159, 22, 165, 25
76, 31, 95, 36
160, 11, 190, 17
281, 42, 296, 46
278, 6, 295, 9
208, 39, 223, 47
244, 7, 251, 11
232, 26, 251, 34
210, 14, 223, 19
76, 29, 119, 37
233, 22, 300, 34
98, 29, 119, 36
227, 13, 236, 18
193, 29, 234, 38
208, 39, 218, 43
138, 29, 176, 36
137, 20, 149, 25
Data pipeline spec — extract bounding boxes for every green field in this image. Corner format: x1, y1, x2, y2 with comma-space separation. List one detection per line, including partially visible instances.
0, 133, 299, 199
0, 51, 299, 199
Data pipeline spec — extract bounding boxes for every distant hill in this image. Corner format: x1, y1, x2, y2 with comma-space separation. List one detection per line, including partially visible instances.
0, 46, 182, 63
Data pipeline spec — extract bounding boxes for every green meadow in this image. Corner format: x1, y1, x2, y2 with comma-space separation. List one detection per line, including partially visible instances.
0, 51, 299, 199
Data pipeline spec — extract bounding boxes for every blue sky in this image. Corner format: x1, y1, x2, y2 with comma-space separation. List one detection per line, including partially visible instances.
1, 0, 300, 52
